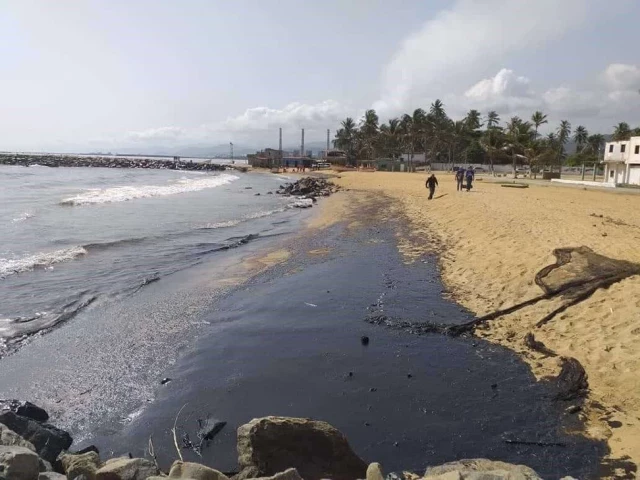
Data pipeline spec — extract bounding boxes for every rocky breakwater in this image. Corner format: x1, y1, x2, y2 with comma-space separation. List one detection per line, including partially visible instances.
0, 154, 246, 172
276, 177, 340, 209
0, 401, 563, 480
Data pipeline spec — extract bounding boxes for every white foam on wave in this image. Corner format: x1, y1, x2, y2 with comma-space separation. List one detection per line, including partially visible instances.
61, 174, 240, 206
196, 197, 311, 230
11, 212, 35, 223
199, 220, 243, 229
0, 246, 87, 279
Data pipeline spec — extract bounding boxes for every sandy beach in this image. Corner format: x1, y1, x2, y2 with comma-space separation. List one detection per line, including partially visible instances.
327, 171, 640, 476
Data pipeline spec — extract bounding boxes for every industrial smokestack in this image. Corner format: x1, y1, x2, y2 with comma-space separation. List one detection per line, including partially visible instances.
301, 128, 305, 157
279, 127, 283, 167
326, 129, 330, 153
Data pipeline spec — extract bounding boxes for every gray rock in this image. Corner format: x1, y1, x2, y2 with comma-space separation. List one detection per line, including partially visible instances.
366, 463, 384, 480
39, 473, 67, 480
38, 459, 51, 473
60, 451, 101, 480
0, 445, 41, 480
0, 412, 72, 463
0, 401, 49, 423
0, 424, 36, 452
168, 461, 229, 480
236, 416, 367, 480
254, 469, 302, 480
95, 457, 159, 480
423, 459, 541, 480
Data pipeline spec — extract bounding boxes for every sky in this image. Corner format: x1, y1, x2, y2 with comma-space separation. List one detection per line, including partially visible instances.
1, 0, 640, 153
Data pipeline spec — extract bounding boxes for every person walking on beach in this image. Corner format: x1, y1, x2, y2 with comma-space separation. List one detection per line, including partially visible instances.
455, 168, 464, 191
425, 173, 438, 200
465, 166, 475, 192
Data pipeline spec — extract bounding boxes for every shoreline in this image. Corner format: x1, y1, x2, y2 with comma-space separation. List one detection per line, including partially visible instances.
331, 170, 640, 477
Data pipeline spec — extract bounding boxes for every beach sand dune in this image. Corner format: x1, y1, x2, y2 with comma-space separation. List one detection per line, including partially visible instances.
332, 171, 640, 474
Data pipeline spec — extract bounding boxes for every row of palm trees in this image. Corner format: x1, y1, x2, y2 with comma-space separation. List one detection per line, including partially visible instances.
333, 100, 640, 172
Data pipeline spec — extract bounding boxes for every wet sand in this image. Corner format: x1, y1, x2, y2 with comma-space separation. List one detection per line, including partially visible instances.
86, 195, 604, 479
332, 171, 640, 476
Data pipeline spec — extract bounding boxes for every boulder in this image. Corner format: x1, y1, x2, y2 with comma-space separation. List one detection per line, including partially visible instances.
0, 401, 49, 423
95, 457, 159, 480
39, 473, 67, 480
60, 451, 101, 480
168, 461, 229, 480
0, 445, 41, 480
254, 468, 302, 480
367, 463, 384, 480
423, 459, 541, 480
236, 416, 366, 480
0, 412, 72, 463
0, 424, 36, 451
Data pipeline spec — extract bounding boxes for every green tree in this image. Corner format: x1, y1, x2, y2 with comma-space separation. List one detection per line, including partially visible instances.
333, 117, 358, 166
359, 109, 379, 164
531, 111, 548, 138
613, 122, 632, 141
464, 109, 483, 131
505, 116, 533, 176
379, 118, 402, 161
573, 125, 588, 152
555, 120, 572, 172
486, 111, 500, 129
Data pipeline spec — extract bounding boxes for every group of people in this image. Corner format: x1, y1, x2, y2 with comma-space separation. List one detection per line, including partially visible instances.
425, 166, 475, 199
455, 166, 475, 192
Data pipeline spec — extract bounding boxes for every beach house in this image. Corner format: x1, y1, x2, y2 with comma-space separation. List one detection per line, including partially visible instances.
603, 136, 640, 185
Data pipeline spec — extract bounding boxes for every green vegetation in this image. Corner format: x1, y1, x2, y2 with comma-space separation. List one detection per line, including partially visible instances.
333, 101, 639, 173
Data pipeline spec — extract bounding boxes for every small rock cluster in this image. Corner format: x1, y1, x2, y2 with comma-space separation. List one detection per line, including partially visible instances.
276, 178, 339, 198
1, 401, 557, 480
0, 154, 237, 172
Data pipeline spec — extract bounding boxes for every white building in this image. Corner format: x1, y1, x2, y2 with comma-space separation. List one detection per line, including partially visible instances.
603, 136, 640, 185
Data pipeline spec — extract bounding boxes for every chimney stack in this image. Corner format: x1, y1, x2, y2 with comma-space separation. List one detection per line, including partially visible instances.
326, 129, 330, 153
301, 128, 305, 157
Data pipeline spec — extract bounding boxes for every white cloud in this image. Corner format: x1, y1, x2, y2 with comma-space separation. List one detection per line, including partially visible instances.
462, 68, 539, 111
221, 100, 347, 133
541, 87, 601, 116
127, 126, 187, 142
603, 63, 640, 92
374, 0, 588, 115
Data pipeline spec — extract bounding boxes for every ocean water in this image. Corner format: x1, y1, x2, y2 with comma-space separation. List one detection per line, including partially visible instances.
0, 164, 306, 355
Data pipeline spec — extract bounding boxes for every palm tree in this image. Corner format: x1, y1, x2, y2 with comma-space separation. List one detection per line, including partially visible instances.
531, 111, 548, 138
555, 120, 571, 173
333, 117, 358, 166
586, 134, 605, 154
486, 111, 500, 129
505, 116, 533, 176
573, 125, 588, 152
359, 109, 379, 165
379, 118, 402, 163
429, 99, 446, 121
464, 109, 483, 131
613, 122, 631, 141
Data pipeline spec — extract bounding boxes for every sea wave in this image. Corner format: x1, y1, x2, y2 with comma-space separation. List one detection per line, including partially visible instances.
60, 174, 240, 206
11, 212, 35, 223
0, 246, 87, 279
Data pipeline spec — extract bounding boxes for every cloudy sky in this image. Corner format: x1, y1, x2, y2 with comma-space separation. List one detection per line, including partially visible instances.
2, 0, 640, 152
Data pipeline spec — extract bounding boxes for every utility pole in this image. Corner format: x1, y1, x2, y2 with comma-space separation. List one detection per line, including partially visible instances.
279, 128, 283, 170
326, 129, 330, 158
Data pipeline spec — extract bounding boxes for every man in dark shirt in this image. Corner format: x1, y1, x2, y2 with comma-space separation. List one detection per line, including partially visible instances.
425, 173, 438, 199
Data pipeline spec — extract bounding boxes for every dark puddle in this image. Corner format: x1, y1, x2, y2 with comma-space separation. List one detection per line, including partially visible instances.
87, 217, 606, 479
